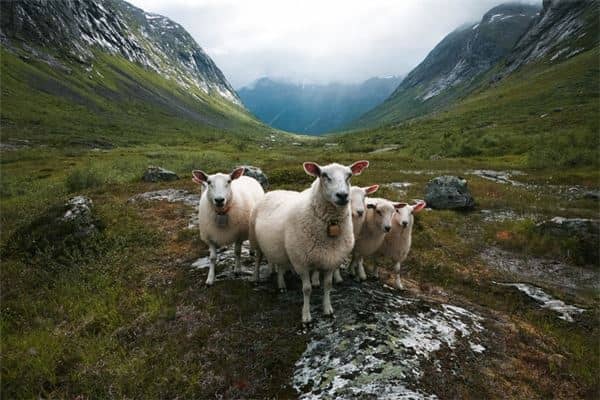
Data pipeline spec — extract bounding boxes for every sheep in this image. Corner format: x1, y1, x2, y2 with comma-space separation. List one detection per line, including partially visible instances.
311, 184, 379, 287
349, 197, 404, 281
192, 167, 265, 286
377, 200, 426, 289
250, 160, 370, 324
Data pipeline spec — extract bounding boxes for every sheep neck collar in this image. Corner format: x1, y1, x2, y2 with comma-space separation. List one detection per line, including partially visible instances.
310, 183, 348, 237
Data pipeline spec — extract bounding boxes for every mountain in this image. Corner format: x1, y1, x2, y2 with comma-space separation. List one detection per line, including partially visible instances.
238, 76, 403, 135
355, 3, 540, 127
339, 0, 599, 168
0, 0, 265, 146
501, 0, 599, 75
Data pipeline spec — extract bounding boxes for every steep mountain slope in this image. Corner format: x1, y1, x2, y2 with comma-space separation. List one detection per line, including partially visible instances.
238, 76, 402, 135
355, 3, 540, 127
0, 0, 266, 145
502, 0, 598, 74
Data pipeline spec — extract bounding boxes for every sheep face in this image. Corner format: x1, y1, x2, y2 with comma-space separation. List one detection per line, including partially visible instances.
303, 161, 369, 207
350, 185, 379, 218
366, 199, 397, 233
394, 200, 426, 229
192, 167, 245, 212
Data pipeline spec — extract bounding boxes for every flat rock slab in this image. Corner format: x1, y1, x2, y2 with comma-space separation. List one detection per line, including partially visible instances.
480, 247, 599, 291
293, 281, 487, 399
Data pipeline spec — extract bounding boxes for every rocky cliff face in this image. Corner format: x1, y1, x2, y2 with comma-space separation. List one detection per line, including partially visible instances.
0, 0, 241, 106
501, 0, 599, 74
354, 3, 540, 127
392, 3, 539, 103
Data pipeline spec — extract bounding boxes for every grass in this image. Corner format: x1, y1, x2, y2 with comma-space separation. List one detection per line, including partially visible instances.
1, 35, 599, 398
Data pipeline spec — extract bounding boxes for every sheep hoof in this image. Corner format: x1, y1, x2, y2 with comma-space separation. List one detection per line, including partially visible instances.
205, 281, 214, 287
279, 288, 287, 294
324, 312, 335, 319
302, 320, 313, 329
311, 282, 320, 288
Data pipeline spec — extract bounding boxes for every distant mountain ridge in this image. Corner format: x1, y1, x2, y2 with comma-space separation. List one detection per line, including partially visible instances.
238, 76, 403, 135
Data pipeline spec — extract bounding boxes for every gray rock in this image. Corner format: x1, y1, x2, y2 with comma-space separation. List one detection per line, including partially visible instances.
536, 217, 599, 238
238, 165, 269, 190
142, 166, 179, 182
60, 196, 97, 237
424, 175, 475, 209
583, 191, 600, 200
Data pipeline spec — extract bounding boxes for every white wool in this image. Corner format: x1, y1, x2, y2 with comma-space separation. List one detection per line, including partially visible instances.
251, 161, 366, 323
198, 175, 264, 285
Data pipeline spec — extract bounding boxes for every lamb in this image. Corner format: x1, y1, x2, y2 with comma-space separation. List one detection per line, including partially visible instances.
192, 167, 265, 286
349, 197, 403, 281
250, 160, 369, 324
377, 200, 426, 289
311, 184, 379, 287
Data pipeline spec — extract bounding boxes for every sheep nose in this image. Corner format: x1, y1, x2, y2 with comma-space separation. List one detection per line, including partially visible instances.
402, 221, 408, 228
384, 225, 391, 232
214, 197, 225, 206
356, 210, 364, 217
335, 192, 348, 203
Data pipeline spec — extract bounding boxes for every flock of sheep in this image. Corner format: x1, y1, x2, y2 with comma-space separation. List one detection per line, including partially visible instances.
191, 161, 425, 324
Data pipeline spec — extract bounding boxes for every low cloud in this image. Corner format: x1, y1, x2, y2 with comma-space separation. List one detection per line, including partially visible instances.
129, 0, 541, 88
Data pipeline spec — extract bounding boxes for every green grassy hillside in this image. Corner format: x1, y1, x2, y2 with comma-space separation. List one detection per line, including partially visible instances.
0, 47, 273, 147
338, 48, 599, 169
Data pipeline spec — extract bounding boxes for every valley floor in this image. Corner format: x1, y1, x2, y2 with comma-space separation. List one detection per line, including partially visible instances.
1, 140, 598, 398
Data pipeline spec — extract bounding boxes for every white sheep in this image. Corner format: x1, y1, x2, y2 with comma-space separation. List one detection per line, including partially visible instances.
311, 184, 379, 287
192, 167, 265, 286
349, 197, 403, 281
377, 200, 426, 289
250, 160, 370, 324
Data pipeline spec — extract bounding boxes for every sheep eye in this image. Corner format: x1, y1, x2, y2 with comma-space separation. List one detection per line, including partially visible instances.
321, 173, 330, 180
227, 179, 232, 184
376, 210, 382, 216
207, 180, 212, 185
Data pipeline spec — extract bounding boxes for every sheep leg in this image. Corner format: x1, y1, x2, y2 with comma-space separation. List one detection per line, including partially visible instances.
393, 261, 404, 290
333, 268, 343, 283
311, 270, 320, 287
233, 240, 242, 275
206, 243, 217, 286
322, 270, 334, 317
348, 253, 359, 280
277, 265, 287, 293
252, 247, 262, 283
300, 270, 312, 324
357, 257, 367, 281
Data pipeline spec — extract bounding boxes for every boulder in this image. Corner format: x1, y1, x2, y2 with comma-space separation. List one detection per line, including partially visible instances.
424, 175, 475, 210
142, 166, 179, 182
536, 217, 599, 239
61, 196, 98, 237
238, 165, 269, 190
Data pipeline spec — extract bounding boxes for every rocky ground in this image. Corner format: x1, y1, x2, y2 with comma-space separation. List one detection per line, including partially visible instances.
125, 167, 598, 398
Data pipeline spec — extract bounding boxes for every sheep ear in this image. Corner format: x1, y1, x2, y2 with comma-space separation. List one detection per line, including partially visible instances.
364, 184, 379, 195
350, 160, 369, 175
230, 167, 245, 180
412, 200, 426, 213
394, 203, 408, 209
192, 170, 208, 184
303, 162, 321, 177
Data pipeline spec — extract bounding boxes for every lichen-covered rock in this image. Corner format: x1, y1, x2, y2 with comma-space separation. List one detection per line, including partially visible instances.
238, 165, 269, 190
424, 176, 475, 209
536, 217, 599, 265
142, 166, 179, 182
61, 196, 98, 237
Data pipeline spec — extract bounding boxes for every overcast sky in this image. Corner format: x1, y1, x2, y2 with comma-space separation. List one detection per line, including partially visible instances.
128, 0, 541, 88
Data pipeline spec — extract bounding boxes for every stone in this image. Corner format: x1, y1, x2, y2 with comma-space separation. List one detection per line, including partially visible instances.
60, 196, 98, 237
424, 175, 475, 209
142, 166, 179, 182
237, 165, 269, 190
